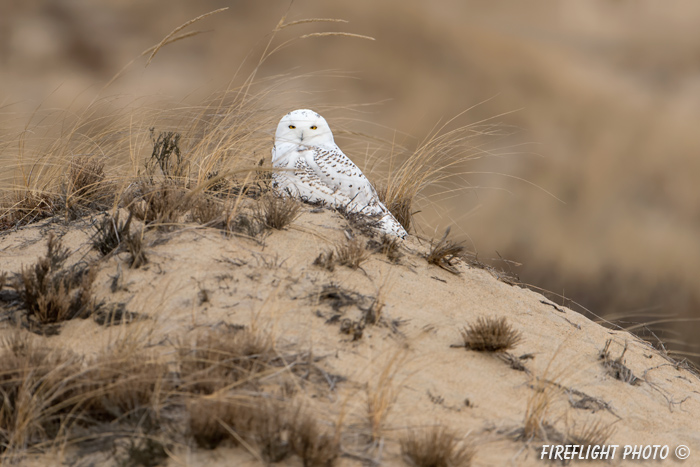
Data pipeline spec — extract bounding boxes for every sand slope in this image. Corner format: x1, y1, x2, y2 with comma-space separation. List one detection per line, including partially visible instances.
1, 207, 698, 466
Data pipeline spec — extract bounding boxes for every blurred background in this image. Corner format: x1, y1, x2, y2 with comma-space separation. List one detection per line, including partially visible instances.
1, 0, 699, 361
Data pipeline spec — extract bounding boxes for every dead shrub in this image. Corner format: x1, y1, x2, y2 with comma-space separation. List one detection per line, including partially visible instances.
146, 130, 188, 181
400, 426, 474, 467
93, 211, 134, 256
426, 227, 464, 275
459, 317, 522, 353
12, 234, 98, 325
599, 340, 640, 385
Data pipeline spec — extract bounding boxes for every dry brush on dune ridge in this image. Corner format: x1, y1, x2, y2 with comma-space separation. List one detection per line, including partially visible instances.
1, 13, 700, 467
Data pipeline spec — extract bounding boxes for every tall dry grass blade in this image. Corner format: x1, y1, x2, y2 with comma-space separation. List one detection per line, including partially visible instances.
146, 8, 229, 66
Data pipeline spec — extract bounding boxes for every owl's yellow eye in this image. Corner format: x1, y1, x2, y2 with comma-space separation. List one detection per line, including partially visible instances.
310, 125, 317, 130
289, 125, 296, 129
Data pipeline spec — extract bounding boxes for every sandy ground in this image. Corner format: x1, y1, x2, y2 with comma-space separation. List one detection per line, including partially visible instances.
1, 206, 699, 466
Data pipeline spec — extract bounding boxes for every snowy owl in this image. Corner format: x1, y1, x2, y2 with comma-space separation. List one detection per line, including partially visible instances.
271, 109, 407, 239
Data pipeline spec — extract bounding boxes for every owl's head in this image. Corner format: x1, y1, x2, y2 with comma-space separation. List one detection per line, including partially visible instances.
274, 109, 334, 146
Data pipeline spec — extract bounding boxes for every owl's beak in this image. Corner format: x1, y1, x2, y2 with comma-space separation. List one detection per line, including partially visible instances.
299, 131, 304, 142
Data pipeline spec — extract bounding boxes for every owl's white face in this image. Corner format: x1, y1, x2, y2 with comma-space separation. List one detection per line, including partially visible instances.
274, 109, 334, 147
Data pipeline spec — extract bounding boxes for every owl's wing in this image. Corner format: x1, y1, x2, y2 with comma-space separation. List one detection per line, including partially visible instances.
304, 145, 407, 238
304, 145, 383, 210
272, 156, 355, 207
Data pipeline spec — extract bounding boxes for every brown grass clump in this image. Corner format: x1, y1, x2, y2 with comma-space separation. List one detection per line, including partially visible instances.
187, 397, 259, 450
12, 234, 97, 325
1, 191, 61, 231
599, 340, 640, 385
566, 418, 616, 448
377, 186, 412, 233
459, 317, 522, 353
520, 378, 559, 442
65, 155, 108, 214
0, 333, 172, 458
367, 235, 402, 263
335, 237, 370, 270
314, 238, 370, 271
127, 181, 190, 229
178, 327, 276, 395
366, 351, 405, 443
0, 334, 80, 454
400, 426, 474, 467
191, 194, 224, 226
425, 228, 464, 275
187, 397, 339, 466
76, 349, 170, 426
256, 194, 301, 230
289, 409, 340, 467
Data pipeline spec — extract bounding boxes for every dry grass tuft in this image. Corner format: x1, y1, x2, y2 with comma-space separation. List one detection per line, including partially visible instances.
314, 238, 370, 271
459, 317, 522, 353
566, 418, 616, 448
1, 191, 61, 231
313, 250, 336, 272
126, 181, 189, 229
12, 234, 98, 325
366, 351, 406, 443
66, 155, 108, 214
367, 235, 402, 263
400, 426, 474, 467
0, 333, 80, 454
425, 228, 464, 275
377, 186, 413, 233
178, 327, 276, 395
187, 397, 259, 450
188, 397, 339, 466
77, 349, 170, 426
289, 409, 340, 467
256, 194, 301, 230
520, 378, 558, 442
0, 334, 170, 457
191, 194, 224, 226
92, 211, 134, 256
116, 435, 169, 467
599, 340, 640, 385
335, 237, 370, 270
226, 212, 266, 240
336, 205, 385, 238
